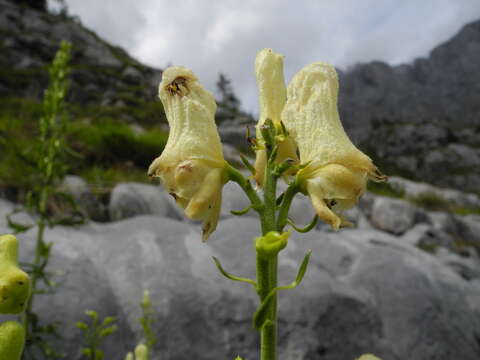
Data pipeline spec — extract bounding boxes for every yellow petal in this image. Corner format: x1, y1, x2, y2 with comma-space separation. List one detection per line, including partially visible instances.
255, 48, 287, 126
153, 66, 224, 170
253, 49, 298, 186
148, 67, 226, 241
282, 62, 381, 178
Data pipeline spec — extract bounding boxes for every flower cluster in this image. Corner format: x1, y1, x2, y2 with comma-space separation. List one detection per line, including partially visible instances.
149, 50, 385, 239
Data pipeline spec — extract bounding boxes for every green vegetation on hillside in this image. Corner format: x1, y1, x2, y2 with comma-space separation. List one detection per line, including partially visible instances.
0, 95, 168, 202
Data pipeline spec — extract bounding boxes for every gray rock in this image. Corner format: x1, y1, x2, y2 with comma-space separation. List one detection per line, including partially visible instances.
58, 175, 106, 220
388, 176, 480, 210
0, 0, 161, 111
220, 181, 254, 219
337, 20, 480, 193
1, 195, 479, 359
109, 182, 180, 221
435, 248, 480, 280
59, 175, 90, 200
370, 197, 416, 234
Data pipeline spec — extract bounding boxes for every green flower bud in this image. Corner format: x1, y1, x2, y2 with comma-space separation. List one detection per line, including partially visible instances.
0, 321, 25, 360
255, 231, 289, 259
0, 234, 31, 314
357, 354, 382, 360
134, 343, 149, 360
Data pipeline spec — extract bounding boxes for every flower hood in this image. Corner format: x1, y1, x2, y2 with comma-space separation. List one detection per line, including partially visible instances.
253, 48, 298, 186
282, 62, 386, 229
148, 66, 226, 241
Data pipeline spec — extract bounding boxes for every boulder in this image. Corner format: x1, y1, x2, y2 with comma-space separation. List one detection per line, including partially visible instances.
370, 197, 417, 235
58, 175, 105, 221
108, 182, 181, 221
0, 199, 478, 360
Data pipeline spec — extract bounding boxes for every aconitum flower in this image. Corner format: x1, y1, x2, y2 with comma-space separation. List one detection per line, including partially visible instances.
253, 48, 298, 186
282, 62, 386, 230
148, 67, 226, 241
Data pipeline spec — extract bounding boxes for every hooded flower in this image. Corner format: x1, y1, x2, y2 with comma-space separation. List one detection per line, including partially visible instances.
282, 62, 386, 230
148, 66, 226, 241
253, 48, 298, 186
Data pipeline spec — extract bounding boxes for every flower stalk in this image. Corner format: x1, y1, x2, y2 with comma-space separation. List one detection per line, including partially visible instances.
149, 47, 385, 360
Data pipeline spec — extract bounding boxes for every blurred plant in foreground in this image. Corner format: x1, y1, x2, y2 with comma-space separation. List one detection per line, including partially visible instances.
124, 290, 156, 360
76, 310, 118, 360
4, 41, 84, 359
149, 49, 386, 359
0, 234, 31, 360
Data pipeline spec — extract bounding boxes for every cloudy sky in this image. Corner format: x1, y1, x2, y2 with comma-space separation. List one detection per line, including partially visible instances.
55, 0, 480, 114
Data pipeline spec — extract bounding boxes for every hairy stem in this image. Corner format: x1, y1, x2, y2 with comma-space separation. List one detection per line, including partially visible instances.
257, 149, 279, 360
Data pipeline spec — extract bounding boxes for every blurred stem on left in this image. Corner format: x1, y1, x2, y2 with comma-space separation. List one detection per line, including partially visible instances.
14, 41, 78, 359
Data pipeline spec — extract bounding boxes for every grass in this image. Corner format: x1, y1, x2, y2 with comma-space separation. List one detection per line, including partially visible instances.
0, 96, 168, 202
409, 191, 480, 216
367, 180, 405, 198
409, 191, 452, 211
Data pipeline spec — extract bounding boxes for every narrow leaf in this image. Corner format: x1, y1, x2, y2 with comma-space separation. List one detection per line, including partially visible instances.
240, 153, 256, 175
212, 257, 257, 288
253, 250, 312, 330
287, 215, 319, 233
230, 205, 252, 216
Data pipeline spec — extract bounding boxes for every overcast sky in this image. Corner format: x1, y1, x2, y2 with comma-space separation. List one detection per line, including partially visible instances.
55, 0, 480, 114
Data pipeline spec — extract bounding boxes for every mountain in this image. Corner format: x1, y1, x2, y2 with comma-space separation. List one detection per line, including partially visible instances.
0, 0, 479, 193
0, 0, 163, 123
338, 20, 480, 193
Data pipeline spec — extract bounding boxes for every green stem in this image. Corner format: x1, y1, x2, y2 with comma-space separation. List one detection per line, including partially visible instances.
23, 186, 49, 335
276, 182, 300, 232
23, 217, 45, 334
257, 154, 278, 360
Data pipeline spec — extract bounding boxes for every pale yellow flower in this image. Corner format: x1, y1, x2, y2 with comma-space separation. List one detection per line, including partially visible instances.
148, 66, 226, 241
356, 354, 382, 360
282, 62, 386, 230
254, 48, 298, 186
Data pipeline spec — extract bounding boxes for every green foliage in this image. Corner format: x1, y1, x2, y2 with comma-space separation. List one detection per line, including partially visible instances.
138, 291, 156, 350
13, 41, 80, 360
68, 120, 167, 169
367, 181, 405, 198
0, 100, 167, 201
76, 310, 118, 360
409, 191, 452, 211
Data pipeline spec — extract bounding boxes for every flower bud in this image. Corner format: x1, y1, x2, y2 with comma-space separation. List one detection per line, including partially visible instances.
254, 49, 298, 186
0, 234, 31, 314
255, 231, 289, 259
134, 344, 149, 360
0, 321, 25, 360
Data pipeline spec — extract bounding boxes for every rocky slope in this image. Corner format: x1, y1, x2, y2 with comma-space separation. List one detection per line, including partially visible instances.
338, 19, 480, 193
0, 0, 165, 127
1, 178, 479, 360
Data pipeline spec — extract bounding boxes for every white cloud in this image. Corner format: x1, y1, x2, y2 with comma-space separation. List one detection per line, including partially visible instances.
59, 0, 480, 114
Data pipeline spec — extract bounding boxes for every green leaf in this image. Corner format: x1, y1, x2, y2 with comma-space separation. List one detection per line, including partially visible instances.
287, 215, 319, 233
239, 153, 255, 175
212, 257, 257, 288
75, 321, 88, 330
230, 205, 252, 216
99, 325, 118, 337
101, 316, 116, 327
253, 251, 312, 330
